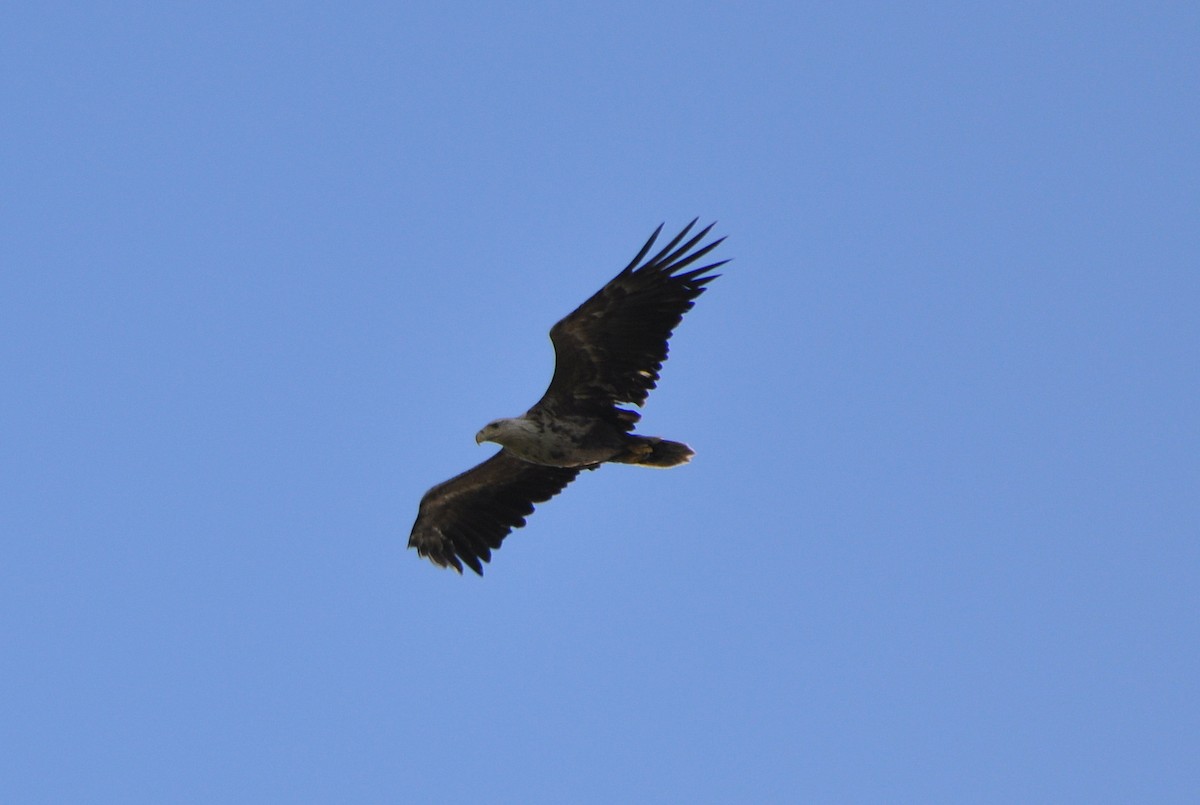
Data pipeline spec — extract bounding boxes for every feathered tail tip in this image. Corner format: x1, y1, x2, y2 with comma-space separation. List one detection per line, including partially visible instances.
618, 436, 694, 468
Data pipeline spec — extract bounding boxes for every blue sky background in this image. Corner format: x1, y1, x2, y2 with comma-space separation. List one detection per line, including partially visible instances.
3, 3, 1196, 802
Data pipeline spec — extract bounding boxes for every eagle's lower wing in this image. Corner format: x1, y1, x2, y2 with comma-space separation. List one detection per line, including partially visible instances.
534, 220, 726, 428
408, 450, 580, 575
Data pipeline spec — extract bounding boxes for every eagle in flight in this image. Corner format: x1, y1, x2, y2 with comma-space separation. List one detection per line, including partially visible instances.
408, 220, 727, 574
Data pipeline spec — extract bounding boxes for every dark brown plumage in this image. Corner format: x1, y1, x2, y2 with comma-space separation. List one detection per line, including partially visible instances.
409, 452, 580, 575
408, 220, 727, 575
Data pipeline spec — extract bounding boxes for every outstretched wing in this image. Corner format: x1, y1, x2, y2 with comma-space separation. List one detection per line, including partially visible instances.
533, 219, 726, 430
408, 450, 581, 575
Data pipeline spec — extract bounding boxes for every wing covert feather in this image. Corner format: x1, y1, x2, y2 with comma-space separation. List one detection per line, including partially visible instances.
408, 451, 580, 575
535, 220, 726, 427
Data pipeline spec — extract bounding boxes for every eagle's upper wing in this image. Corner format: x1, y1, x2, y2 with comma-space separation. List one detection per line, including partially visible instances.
408, 450, 580, 575
533, 220, 726, 429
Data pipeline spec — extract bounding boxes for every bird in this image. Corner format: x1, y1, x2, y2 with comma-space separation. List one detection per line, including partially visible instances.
408, 220, 727, 575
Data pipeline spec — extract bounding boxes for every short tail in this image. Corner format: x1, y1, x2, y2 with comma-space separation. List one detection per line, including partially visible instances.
615, 436, 694, 468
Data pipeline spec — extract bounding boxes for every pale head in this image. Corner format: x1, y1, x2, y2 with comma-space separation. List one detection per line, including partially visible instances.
475, 418, 524, 446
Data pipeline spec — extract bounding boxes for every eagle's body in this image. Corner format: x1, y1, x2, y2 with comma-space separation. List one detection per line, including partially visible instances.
475, 415, 629, 467
408, 220, 727, 575
474, 413, 692, 469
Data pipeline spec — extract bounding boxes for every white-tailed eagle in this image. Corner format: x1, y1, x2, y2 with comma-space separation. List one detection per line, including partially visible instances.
408, 220, 727, 574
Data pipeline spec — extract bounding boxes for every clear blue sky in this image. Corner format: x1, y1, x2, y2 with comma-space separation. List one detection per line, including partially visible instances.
3, 3, 1196, 802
